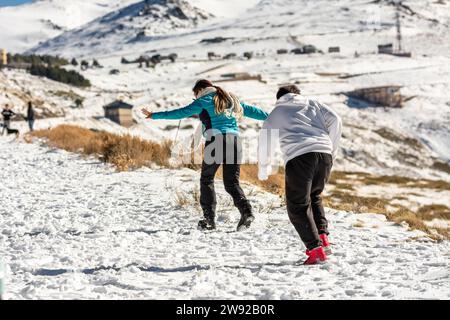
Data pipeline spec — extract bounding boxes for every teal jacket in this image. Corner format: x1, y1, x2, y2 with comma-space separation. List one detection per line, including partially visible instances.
152, 92, 268, 135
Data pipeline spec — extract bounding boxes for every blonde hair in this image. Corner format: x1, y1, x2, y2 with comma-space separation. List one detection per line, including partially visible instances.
212, 86, 243, 120
193, 79, 243, 120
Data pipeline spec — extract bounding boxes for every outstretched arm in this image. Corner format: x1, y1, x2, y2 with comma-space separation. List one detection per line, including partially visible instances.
143, 100, 203, 120
242, 103, 269, 121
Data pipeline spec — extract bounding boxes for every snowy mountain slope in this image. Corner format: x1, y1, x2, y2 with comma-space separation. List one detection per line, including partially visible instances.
1, 138, 449, 300
0, 69, 69, 118
0, 0, 260, 54
0, 68, 112, 119
30, 0, 450, 58
188, 0, 260, 18
0, 0, 140, 53
29, 0, 213, 57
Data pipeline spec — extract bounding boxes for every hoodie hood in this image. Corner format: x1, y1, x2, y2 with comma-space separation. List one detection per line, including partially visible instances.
276, 93, 308, 106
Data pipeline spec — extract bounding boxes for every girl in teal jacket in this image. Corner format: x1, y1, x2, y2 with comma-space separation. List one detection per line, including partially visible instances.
142, 79, 268, 231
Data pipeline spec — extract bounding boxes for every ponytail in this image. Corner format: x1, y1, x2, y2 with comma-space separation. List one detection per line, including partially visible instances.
212, 85, 243, 120
193, 79, 243, 120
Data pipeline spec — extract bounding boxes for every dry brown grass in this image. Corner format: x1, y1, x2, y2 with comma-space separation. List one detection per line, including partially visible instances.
417, 205, 450, 221
32, 125, 172, 171
330, 171, 450, 191
50, 90, 83, 102
174, 186, 201, 210
385, 209, 441, 240
325, 192, 450, 240
375, 128, 423, 151
325, 186, 449, 240
240, 165, 285, 196
191, 185, 201, 204
433, 161, 450, 175
324, 191, 388, 214
353, 222, 365, 228
174, 191, 190, 208
345, 203, 448, 239
213, 164, 286, 196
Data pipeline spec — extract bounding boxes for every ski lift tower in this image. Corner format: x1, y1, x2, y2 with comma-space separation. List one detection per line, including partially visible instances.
392, 0, 411, 57
395, 1, 403, 52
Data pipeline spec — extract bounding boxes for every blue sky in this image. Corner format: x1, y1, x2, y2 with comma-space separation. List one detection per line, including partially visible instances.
0, 0, 32, 7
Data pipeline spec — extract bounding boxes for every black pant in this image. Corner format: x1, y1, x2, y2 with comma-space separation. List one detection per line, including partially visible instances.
2, 120, 10, 134
285, 152, 332, 250
200, 134, 252, 219
28, 120, 34, 132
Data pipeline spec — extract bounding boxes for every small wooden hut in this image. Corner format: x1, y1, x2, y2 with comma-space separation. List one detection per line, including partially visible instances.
103, 100, 134, 127
348, 86, 404, 108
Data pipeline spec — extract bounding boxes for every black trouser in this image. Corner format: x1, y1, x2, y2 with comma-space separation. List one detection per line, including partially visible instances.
28, 120, 34, 132
200, 134, 252, 219
2, 120, 10, 134
285, 152, 332, 250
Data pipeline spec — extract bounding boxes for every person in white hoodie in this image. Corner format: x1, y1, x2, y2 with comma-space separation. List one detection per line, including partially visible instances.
258, 85, 342, 265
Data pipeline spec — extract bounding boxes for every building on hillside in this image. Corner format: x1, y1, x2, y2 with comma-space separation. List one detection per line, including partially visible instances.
328, 47, 340, 53
378, 44, 394, 54
103, 100, 135, 127
216, 72, 265, 83
348, 86, 404, 108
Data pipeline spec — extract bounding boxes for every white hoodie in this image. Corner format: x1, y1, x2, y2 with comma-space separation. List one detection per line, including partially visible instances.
258, 93, 342, 180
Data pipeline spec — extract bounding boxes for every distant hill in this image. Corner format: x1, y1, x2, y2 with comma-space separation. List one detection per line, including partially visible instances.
0, 0, 140, 53
28, 0, 213, 58
28, 0, 450, 59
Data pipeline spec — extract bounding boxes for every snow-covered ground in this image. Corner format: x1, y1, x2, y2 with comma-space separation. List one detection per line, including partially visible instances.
1, 138, 449, 300
0, 0, 449, 300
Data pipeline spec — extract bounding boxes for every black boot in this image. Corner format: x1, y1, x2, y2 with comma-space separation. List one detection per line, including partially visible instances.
236, 203, 255, 231
198, 211, 216, 231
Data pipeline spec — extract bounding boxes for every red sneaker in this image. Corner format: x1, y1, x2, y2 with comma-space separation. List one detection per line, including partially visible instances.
320, 234, 332, 255
304, 247, 328, 265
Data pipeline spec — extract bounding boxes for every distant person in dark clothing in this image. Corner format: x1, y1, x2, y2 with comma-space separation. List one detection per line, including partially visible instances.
1, 104, 15, 135
27, 102, 35, 132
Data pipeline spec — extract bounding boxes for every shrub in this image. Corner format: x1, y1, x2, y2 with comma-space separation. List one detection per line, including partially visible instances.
8, 53, 68, 66
92, 59, 102, 68
30, 64, 91, 87
32, 125, 172, 171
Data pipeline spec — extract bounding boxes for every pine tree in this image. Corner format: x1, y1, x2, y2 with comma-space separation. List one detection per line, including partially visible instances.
30, 64, 91, 87
92, 59, 101, 68
81, 60, 89, 70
